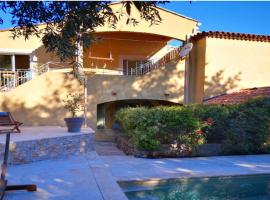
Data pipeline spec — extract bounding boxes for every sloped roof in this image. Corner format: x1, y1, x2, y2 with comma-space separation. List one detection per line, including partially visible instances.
204, 87, 270, 105
191, 31, 270, 43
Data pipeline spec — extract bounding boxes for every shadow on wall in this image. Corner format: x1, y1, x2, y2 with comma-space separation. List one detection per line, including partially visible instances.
85, 60, 185, 128
204, 70, 241, 99
87, 60, 185, 104
33, 45, 73, 67
0, 72, 83, 126
132, 60, 185, 100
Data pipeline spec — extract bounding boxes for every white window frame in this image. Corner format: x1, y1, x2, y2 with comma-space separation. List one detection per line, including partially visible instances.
119, 55, 148, 75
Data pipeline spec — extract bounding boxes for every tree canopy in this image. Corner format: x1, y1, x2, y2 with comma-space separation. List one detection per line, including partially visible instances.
0, 1, 166, 61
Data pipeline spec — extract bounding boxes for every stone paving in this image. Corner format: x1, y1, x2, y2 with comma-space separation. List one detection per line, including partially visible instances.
5, 152, 270, 200
101, 154, 270, 181
3, 128, 270, 200
5, 152, 128, 200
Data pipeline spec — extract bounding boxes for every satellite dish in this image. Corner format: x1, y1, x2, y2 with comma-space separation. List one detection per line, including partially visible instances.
179, 43, 193, 58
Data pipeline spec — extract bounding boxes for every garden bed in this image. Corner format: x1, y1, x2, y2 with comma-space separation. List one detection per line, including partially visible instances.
114, 97, 270, 158
116, 134, 226, 158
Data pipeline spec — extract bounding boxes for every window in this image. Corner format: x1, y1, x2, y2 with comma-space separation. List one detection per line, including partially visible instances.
123, 59, 147, 75
0, 55, 12, 69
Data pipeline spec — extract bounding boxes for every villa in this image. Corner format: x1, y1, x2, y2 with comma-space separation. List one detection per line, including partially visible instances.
1, 2, 270, 200
0, 3, 270, 141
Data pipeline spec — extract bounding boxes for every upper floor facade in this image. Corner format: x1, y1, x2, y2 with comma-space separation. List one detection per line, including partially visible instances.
0, 4, 198, 92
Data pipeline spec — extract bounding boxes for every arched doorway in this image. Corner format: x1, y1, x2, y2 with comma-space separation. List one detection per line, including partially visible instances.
97, 99, 180, 129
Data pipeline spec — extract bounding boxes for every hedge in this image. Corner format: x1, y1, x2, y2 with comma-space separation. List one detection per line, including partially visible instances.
115, 96, 270, 155
115, 106, 209, 151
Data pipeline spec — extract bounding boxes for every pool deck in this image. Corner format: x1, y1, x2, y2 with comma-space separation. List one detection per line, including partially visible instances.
3, 137, 270, 199
101, 154, 270, 181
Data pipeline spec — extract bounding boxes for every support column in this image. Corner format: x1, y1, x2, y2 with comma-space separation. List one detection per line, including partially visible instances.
11, 54, 16, 87
11, 54, 15, 72
29, 53, 37, 78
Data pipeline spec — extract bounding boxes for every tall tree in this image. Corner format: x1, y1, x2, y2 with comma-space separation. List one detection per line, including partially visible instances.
0, 1, 166, 61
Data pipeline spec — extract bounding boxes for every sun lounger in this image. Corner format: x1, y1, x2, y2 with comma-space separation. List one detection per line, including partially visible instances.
0, 112, 22, 133
0, 112, 36, 200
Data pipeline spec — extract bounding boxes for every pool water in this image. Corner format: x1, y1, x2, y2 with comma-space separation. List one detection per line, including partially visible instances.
119, 174, 270, 200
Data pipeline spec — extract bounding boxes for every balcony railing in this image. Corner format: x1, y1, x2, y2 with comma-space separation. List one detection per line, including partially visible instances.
0, 46, 182, 91
124, 46, 181, 76
0, 69, 33, 92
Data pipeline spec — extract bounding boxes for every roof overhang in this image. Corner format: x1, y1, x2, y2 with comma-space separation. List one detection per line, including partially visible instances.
95, 3, 198, 41
0, 48, 33, 55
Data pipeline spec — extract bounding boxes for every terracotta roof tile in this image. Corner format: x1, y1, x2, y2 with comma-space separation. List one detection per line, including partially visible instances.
204, 87, 270, 105
190, 31, 270, 43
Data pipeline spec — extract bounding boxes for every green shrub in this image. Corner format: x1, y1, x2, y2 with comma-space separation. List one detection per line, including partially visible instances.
116, 106, 207, 151
115, 97, 270, 155
225, 97, 270, 154
133, 127, 160, 150
189, 104, 233, 143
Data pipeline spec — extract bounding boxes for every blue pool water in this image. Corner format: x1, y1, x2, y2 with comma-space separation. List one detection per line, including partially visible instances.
119, 174, 270, 200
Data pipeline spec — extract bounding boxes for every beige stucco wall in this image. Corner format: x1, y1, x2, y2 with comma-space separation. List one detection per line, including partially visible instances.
204, 38, 270, 98
0, 29, 42, 52
0, 72, 83, 126
188, 37, 270, 102
185, 37, 206, 104
0, 28, 65, 67
0, 59, 185, 128
85, 59, 185, 128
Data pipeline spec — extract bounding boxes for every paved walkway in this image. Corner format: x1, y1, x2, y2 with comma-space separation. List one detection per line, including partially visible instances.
4, 140, 270, 200
5, 152, 128, 200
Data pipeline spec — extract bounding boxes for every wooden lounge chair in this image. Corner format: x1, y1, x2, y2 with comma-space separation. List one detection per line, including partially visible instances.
0, 112, 22, 133
0, 112, 36, 200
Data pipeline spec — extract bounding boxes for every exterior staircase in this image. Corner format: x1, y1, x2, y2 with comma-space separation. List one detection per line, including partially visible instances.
0, 62, 56, 92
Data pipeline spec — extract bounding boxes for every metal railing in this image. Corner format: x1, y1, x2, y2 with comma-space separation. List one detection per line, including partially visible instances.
0, 69, 33, 92
0, 47, 181, 91
0, 62, 70, 92
124, 46, 181, 76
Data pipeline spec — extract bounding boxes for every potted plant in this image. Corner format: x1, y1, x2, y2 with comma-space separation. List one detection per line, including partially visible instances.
63, 93, 85, 132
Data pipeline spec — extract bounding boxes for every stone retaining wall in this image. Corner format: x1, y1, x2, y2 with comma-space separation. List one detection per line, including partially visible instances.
0, 133, 94, 165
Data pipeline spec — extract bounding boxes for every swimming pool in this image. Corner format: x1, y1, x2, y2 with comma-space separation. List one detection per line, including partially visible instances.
119, 174, 270, 200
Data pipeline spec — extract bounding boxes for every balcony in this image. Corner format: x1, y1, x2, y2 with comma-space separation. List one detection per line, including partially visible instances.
0, 69, 33, 91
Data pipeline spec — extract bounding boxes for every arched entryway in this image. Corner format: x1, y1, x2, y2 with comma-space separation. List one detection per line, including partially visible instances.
97, 99, 180, 129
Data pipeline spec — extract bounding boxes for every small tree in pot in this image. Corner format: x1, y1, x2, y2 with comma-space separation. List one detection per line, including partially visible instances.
63, 93, 85, 132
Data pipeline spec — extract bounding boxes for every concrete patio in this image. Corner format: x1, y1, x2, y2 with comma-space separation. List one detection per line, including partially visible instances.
5, 152, 270, 200
1, 128, 270, 200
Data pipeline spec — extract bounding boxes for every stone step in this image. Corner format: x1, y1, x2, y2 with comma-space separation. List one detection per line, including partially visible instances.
94, 142, 124, 156
94, 129, 116, 142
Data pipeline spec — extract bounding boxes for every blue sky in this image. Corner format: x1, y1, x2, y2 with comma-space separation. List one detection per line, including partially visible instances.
162, 1, 270, 35
1, 1, 270, 36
